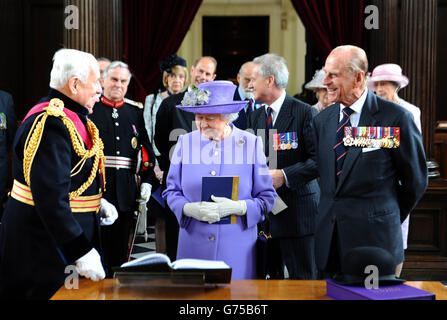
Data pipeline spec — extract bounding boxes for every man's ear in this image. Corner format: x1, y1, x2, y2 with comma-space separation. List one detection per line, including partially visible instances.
211, 74, 216, 81
354, 71, 365, 88
68, 77, 79, 95
267, 75, 275, 88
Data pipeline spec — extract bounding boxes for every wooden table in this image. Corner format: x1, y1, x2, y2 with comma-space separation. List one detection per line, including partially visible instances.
51, 279, 447, 300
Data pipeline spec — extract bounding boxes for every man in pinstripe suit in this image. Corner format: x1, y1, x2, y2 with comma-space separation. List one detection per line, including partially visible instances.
248, 54, 320, 279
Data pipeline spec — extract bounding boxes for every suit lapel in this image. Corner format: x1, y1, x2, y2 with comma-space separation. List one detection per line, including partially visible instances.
325, 105, 341, 192
336, 90, 379, 194
253, 106, 267, 131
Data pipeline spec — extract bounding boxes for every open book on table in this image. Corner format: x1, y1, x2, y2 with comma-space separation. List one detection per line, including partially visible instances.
113, 253, 232, 284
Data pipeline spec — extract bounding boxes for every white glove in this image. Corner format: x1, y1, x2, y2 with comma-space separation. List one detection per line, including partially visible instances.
99, 198, 118, 226
183, 201, 220, 224
75, 248, 106, 281
140, 182, 152, 203
211, 195, 247, 218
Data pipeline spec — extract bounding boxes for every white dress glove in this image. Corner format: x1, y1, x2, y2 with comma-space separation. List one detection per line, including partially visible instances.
183, 201, 220, 224
140, 182, 152, 202
211, 195, 247, 218
75, 248, 106, 281
99, 198, 118, 226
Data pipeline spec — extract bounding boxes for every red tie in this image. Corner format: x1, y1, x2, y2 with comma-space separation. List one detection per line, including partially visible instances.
266, 107, 273, 130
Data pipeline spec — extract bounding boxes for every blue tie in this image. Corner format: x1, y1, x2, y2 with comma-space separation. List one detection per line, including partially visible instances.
334, 107, 354, 179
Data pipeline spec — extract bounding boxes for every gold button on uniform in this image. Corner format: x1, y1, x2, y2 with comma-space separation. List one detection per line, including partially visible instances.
211, 170, 216, 176
209, 236, 215, 241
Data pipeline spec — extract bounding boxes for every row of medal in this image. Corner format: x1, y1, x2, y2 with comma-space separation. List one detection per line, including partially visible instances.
0, 113, 6, 129
272, 132, 299, 151
343, 126, 400, 149
112, 108, 140, 150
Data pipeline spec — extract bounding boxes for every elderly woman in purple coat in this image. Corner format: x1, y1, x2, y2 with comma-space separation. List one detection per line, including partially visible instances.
163, 80, 276, 279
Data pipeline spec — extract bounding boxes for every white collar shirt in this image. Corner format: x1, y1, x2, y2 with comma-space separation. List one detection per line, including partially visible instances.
265, 90, 286, 126
339, 89, 368, 127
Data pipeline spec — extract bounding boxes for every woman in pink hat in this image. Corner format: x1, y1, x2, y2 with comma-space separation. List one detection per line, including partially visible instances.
368, 63, 421, 132
368, 63, 422, 276
163, 80, 277, 279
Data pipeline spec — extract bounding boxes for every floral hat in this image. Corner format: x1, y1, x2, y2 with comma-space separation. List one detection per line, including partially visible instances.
176, 80, 248, 114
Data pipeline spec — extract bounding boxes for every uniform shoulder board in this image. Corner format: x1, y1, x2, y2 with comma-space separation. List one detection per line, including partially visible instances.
124, 98, 143, 109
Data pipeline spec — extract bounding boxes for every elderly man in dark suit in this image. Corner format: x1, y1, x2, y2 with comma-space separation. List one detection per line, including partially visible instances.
233, 61, 256, 130
0, 90, 17, 218
248, 53, 320, 279
313, 45, 428, 278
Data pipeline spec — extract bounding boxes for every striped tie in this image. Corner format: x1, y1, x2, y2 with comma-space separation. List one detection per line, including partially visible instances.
334, 107, 354, 179
245, 98, 253, 116
266, 106, 273, 130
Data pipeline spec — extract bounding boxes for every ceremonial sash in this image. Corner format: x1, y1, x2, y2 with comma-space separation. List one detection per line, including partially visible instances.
23, 102, 93, 149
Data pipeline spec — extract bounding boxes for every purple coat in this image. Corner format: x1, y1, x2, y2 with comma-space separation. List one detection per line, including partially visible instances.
163, 125, 276, 279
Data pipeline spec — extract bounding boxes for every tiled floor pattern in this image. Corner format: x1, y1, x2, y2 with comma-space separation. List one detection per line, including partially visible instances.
130, 225, 156, 260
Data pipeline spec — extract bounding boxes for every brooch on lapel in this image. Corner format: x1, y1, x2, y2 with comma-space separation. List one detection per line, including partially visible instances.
237, 137, 246, 147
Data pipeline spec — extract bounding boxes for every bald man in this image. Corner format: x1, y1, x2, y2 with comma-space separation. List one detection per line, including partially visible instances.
312, 45, 427, 279
233, 61, 257, 130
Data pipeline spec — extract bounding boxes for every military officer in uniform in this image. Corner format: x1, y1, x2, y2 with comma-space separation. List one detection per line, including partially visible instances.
0, 49, 118, 299
89, 61, 157, 274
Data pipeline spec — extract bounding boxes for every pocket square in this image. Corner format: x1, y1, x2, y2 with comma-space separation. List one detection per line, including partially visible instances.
362, 147, 380, 153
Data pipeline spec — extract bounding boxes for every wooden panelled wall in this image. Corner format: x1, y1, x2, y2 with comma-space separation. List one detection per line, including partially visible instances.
0, 0, 123, 119
368, 0, 437, 159
64, 0, 122, 61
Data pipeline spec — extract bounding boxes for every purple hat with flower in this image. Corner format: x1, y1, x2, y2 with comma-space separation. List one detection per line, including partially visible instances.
176, 80, 248, 114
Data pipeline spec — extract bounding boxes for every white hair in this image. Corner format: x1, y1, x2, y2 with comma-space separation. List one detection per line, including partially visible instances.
332, 45, 369, 86
253, 53, 289, 89
221, 112, 240, 123
103, 61, 132, 81
50, 48, 99, 89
